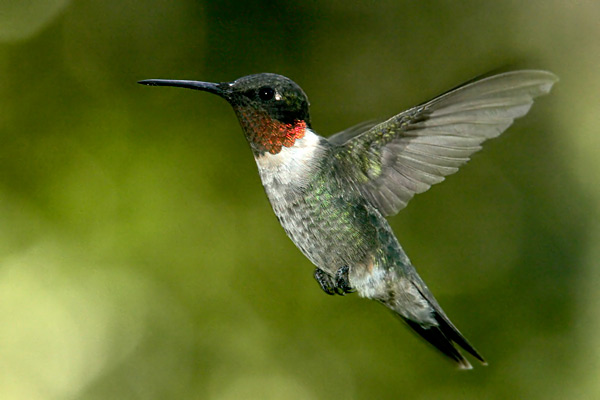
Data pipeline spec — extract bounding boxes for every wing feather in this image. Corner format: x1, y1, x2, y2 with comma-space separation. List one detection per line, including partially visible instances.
332, 70, 558, 216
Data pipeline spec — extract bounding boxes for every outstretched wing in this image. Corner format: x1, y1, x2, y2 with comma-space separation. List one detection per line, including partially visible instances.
331, 70, 558, 216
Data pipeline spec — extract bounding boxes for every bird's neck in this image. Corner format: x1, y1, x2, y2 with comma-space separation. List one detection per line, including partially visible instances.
253, 128, 327, 188
234, 107, 308, 155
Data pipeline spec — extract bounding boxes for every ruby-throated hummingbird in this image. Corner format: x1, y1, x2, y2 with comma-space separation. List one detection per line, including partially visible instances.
139, 70, 557, 369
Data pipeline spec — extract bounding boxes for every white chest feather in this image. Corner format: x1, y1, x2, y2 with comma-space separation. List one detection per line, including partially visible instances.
254, 129, 325, 187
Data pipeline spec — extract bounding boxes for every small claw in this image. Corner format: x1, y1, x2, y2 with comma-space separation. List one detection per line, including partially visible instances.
314, 268, 336, 295
334, 265, 355, 295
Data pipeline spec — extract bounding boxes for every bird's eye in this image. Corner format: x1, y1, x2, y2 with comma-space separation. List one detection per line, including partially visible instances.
258, 86, 275, 101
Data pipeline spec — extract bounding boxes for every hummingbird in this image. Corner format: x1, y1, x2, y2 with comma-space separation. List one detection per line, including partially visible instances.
139, 70, 557, 369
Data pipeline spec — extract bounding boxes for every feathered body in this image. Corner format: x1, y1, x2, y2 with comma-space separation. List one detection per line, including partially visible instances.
140, 70, 558, 369
254, 129, 482, 367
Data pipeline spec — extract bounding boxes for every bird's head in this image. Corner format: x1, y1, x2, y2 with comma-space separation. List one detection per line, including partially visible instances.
139, 73, 311, 155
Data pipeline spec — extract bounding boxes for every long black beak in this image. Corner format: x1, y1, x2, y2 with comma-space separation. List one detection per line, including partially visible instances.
138, 79, 225, 96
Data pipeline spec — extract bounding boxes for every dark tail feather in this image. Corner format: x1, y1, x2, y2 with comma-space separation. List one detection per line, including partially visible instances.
403, 311, 486, 370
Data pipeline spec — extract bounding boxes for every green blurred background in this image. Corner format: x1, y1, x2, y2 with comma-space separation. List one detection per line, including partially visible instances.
1, 1, 599, 399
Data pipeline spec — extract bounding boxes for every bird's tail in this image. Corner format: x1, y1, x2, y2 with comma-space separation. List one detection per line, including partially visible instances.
379, 278, 486, 369
400, 308, 486, 369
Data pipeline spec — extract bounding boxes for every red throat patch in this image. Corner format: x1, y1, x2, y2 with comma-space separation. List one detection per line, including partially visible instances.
237, 109, 307, 154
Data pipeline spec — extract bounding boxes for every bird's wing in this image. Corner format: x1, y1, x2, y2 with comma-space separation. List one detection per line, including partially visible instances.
331, 70, 558, 216
328, 120, 381, 145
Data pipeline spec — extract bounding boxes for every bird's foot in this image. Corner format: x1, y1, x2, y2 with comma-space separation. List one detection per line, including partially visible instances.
334, 265, 355, 295
313, 266, 355, 296
314, 267, 336, 295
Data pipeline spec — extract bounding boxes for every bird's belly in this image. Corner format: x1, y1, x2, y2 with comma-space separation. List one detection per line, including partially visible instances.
266, 184, 382, 276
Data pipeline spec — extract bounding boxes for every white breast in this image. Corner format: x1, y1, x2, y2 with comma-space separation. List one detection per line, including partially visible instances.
254, 129, 325, 187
